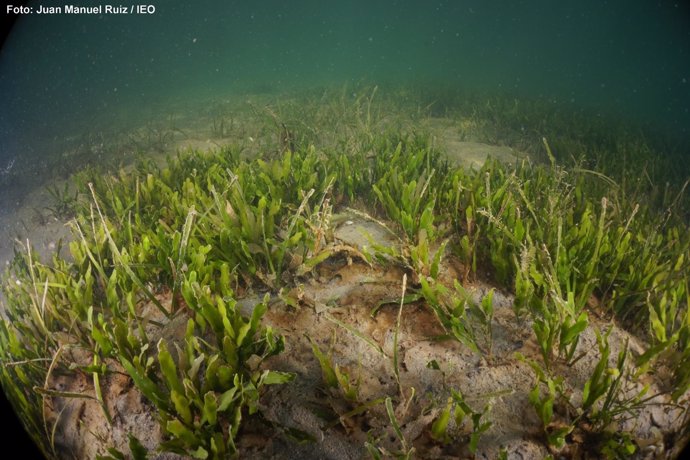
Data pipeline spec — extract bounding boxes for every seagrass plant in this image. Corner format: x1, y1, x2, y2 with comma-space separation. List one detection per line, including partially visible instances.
1, 88, 690, 459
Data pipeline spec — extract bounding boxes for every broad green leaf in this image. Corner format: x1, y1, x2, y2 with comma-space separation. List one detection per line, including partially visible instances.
309, 338, 337, 388
190, 446, 209, 459
218, 386, 239, 412
259, 370, 295, 386
560, 313, 588, 345
431, 398, 452, 442
128, 434, 148, 460
171, 390, 192, 425
166, 419, 198, 447
119, 356, 169, 411
158, 339, 184, 395
202, 391, 218, 427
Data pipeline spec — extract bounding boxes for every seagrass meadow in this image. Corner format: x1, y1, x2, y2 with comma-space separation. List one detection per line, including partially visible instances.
1, 86, 690, 459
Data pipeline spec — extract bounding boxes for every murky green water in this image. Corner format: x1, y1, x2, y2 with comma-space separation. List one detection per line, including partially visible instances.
2, 0, 689, 152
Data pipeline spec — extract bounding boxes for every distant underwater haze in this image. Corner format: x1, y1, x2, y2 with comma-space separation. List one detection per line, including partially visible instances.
0, 0, 689, 160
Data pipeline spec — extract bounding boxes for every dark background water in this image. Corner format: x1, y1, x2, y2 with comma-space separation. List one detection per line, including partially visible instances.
1, 0, 689, 166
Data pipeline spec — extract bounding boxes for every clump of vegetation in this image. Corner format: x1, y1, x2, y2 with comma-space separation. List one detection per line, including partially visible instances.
1, 85, 689, 458
44, 181, 79, 219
